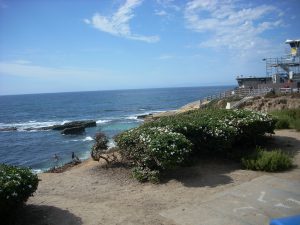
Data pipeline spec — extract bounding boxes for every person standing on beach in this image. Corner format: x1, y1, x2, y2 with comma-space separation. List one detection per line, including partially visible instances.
72, 152, 81, 164
54, 154, 59, 162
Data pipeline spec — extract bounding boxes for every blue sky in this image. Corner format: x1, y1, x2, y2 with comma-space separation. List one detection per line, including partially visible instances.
0, 0, 299, 95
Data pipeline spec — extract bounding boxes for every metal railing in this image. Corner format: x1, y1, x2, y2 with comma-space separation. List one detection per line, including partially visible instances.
231, 88, 273, 109
279, 88, 300, 94
199, 87, 273, 108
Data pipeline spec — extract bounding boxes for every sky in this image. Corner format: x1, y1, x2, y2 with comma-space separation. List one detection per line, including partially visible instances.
0, 0, 299, 95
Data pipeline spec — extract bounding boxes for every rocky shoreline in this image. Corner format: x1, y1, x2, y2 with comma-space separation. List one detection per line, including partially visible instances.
0, 120, 97, 135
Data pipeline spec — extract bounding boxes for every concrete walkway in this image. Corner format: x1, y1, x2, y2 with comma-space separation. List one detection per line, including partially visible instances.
160, 175, 300, 225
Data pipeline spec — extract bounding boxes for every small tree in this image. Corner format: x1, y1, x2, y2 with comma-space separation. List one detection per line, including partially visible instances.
91, 132, 118, 166
91, 132, 109, 160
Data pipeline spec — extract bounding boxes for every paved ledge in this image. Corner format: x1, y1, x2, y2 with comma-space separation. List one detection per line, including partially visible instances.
160, 175, 300, 225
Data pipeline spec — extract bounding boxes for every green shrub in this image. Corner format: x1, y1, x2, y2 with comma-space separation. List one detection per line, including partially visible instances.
241, 147, 292, 172
132, 167, 160, 183
116, 127, 192, 182
116, 109, 276, 182
275, 118, 290, 129
271, 109, 300, 130
0, 164, 39, 212
294, 119, 300, 131
143, 109, 275, 152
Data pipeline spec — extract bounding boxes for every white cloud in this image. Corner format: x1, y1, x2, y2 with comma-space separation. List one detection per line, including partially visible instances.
155, 10, 168, 16
184, 0, 283, 54
156, 0, 180, 11
85, 0, 159, 43
83, 18, 91, 24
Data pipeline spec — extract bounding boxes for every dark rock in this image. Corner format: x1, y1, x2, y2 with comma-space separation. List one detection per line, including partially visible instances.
0, 127, 18, 132
24, 127, 52, 131
52, 120, 96, 131
61, 126, 85, 135
137, 114, 153, 119
3, 120, 97, 132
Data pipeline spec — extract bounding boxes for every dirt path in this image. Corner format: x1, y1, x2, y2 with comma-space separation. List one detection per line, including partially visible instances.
15, 130, 300, 225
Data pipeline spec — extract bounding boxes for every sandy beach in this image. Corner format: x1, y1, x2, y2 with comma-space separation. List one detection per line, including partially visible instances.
10, 129, 299, 225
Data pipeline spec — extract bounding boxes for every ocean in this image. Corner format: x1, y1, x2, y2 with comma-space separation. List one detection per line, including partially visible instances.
0, 86, 232, 172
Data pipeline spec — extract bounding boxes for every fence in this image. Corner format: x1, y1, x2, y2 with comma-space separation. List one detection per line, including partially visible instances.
199, 87, 273, 108
279, 88, 300, 94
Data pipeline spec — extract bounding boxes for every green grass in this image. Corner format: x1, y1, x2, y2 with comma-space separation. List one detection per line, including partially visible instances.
270, 109, 300, 131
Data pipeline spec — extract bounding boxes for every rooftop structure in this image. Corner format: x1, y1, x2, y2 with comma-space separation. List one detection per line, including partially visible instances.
264, 39, 300, 82
236, 39, 300, 90
286, 39, 300, 56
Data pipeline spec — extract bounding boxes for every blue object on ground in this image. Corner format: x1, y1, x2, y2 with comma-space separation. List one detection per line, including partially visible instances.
270, 215, 300, 225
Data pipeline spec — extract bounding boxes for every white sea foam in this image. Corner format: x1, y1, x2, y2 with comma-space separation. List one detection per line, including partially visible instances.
125, 110, 166, 121
108, 139, 116, 148
96, 119, 112, 124
61, 120, 71, 125
32, 169, 43, 174
83, 136, 94, 141
0, 120, 63, 130
126, 115, 139, 120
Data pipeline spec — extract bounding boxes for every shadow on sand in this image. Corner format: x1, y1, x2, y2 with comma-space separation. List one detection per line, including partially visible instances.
263, 132, 300, 157
160, 158, 239, 188
161, 131, 300, 187
4, 204, 82, 225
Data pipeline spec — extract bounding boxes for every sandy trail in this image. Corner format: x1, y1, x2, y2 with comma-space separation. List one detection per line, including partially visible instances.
14, 130, 300, 225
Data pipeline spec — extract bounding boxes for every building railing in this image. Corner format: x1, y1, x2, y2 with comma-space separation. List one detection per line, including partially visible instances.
279, 88, 300, 93
199, 87, 273, 108
230, 88, 272, 109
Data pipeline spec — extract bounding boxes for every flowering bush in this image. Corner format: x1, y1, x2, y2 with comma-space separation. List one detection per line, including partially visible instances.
115, 127, 192, 182
115, 109, 276, 181
0, 164, 39, 211
143, 109, 275, 154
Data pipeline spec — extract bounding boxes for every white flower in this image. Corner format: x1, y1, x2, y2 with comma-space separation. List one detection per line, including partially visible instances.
12, 192, 18, 197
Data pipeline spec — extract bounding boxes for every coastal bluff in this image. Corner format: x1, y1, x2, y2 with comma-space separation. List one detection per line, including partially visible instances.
144, 93, 300, 121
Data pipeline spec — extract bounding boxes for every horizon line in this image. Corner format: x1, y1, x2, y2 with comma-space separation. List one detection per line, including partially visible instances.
0, 84, 236, 97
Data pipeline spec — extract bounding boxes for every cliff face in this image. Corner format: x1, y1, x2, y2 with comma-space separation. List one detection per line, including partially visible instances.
240, 94, 300, 112
144, 94, 300, 121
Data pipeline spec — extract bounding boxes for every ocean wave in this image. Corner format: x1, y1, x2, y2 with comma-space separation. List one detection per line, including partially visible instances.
125, 110, 166, 121
125, 115, 141, 120
83, 136, 94, 141
67, 136, 94, 142
61, 120, 71, 125
96, 119, 112, 124
32, 169, 43, 174
108, 139, 116, 148
0, 120, 63, 130
0, 119, 88, 131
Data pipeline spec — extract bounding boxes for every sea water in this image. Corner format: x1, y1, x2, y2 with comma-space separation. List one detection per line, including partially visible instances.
0, 86, 232, 172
